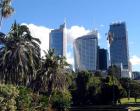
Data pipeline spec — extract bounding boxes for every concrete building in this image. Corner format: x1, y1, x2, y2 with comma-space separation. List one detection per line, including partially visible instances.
74, 30, 98, 72
49, 23, 67, 57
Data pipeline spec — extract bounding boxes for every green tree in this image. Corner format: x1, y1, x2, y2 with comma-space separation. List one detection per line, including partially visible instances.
101, 75, 126, 105
50, 89, 72, 111
72, 71, 91, 105
0, 0, 14, 28
29, 49, 71, 110
120, 78, 140, 102
0, 22, 41, 85
108, 65, 121, 79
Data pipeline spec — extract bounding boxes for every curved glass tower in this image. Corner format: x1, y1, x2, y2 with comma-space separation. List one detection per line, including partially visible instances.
74, 30, 98, 72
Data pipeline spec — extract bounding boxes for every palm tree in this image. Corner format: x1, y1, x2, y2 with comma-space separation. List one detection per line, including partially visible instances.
30, 49, 70, 92
0, 22, 41, 85
0, 0, 14, 28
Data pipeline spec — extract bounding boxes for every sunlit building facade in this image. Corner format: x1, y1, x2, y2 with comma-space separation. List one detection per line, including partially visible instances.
74, 30, 98, 72
49, 23, 67, 57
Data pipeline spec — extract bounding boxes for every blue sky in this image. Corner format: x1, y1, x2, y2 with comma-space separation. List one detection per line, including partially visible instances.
1, 0, 140, 71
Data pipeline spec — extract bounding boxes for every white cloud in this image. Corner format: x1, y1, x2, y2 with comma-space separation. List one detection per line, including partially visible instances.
22, 23, 52, 57
67, 25, 90, 42
98, 32, 101, 39
66, 51, 74, 65
130, 55, 140, 65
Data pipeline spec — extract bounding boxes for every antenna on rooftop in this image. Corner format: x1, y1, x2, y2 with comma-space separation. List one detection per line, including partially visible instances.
64, 17, 67, 27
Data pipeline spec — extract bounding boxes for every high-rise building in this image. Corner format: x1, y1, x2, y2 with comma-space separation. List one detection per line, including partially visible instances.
99, 48, 109, 70
74, 30, 98, 72
109, 22, 129, 69
109, 22, 131, 78
132, 71, 140, 80
49, 23, 67, 57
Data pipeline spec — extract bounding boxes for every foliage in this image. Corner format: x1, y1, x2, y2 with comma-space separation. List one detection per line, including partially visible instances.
30, 49, 70, 97
120, 78, 140, 100
100, 75, 126, 104
73, 71, 91, 105
16, 86, 33, 110
0, 22, 41, 85
120, 98, 140, 104
0, 84, 19, 111
0, 0, 14, 27
50, 89, 72, 110
108, 65, 121, 79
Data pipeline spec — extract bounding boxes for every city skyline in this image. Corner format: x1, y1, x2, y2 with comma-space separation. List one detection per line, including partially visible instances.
1, 0, 140, 71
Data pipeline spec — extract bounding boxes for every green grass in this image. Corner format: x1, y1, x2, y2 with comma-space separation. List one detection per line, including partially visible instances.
120, 98, 140, 104
128, 106, 140, 111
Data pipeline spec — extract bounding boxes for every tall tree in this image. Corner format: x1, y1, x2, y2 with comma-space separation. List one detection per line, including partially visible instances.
0, 22, 41, 85
30, 49, 70, 107
0, 0, 14, 28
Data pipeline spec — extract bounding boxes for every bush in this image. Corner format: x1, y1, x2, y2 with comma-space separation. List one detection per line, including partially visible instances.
0, 84, 19, 111
16, 86, 32, 110
50, 89, 72, 110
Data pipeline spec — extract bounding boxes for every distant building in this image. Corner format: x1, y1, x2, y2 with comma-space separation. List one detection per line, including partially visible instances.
49, 23, 67, 57
74, 30, 98, 72
98, 48, 109, 70
132, 71, 140, 80
109, 22, 131, 78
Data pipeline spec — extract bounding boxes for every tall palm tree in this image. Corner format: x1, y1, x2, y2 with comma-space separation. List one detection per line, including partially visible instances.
0, 22, 41, 85
31, 49, 70, 93
0, 0, 14, 28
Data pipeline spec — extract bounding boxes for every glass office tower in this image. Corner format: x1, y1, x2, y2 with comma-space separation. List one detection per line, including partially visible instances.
49, 23, 67, 57
74, 30, 98, 72
99, 48, 109, 70
109, 22, 129, 69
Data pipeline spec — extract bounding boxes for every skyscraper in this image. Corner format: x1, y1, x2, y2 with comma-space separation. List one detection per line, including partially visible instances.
99, 48, 109, 70
109, 22, 129, 69
49, 23, 67, 57
109, 22, 131, 78
74, 30, 98, 72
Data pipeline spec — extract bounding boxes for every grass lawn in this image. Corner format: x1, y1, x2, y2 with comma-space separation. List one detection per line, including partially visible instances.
120, 98, 140, 104
128, 106, 140, 111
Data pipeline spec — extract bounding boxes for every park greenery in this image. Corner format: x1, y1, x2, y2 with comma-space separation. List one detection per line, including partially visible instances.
0, 0, 140, 111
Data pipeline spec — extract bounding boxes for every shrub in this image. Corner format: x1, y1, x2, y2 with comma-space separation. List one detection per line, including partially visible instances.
16, 86, 32, 110
50, 89, 72, 110
0, 84, 19, 111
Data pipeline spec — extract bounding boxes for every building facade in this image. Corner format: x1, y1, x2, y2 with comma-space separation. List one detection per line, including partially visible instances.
49, 23, 67, 57
109, 22, 129, 69
99, 48, 108, 70
109, 22, 131, 78
74, 30, 98, 72
132, 71, 140, 80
